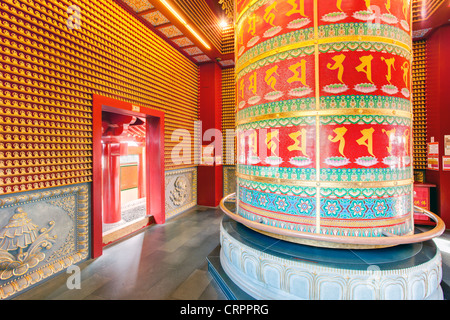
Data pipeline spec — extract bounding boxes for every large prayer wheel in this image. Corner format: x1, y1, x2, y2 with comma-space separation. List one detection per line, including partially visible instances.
234, 0, 415, 248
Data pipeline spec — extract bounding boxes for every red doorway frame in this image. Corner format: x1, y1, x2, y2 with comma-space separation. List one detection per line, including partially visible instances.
92, 95, 165, 258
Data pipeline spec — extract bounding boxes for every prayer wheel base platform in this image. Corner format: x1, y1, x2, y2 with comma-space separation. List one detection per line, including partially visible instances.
220, 193, 445, 249
247, 227, 399, 249
209, 215, 443, 300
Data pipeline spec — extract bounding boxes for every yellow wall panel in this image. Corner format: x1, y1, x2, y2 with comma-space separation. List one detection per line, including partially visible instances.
412, 40, 427, 171
222, 67, 235, 165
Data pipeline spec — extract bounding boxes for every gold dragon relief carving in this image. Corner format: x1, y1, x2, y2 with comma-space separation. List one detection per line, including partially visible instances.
0, 207, 57, 280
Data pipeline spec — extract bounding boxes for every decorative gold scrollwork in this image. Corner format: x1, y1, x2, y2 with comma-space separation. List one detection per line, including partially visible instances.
0, 207, 57, 280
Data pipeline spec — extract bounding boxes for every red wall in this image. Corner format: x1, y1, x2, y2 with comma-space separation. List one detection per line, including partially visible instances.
197, 62, 223, 207
425, 24, 450, 227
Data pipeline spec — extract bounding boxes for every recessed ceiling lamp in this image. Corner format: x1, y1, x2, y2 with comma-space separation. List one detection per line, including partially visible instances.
160, 0, 211, 50
219, 19, 229, 29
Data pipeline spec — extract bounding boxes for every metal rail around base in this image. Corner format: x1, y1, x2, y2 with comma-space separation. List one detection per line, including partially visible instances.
220, 193, 446, 248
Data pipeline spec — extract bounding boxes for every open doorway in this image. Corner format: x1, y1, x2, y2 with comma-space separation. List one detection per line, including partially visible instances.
101, 111, 149, 244
92, 95, 165, 258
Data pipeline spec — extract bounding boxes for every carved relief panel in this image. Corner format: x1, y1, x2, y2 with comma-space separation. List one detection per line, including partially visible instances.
0, 184, 90, 299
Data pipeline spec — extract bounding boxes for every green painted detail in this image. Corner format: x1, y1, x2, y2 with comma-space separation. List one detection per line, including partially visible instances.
320, 167, 412, 182
236, 96, 410, 125
237, 116, 316, 130
237, 176, 410, 198
319, 114, 411, 126
237, 97, 316, 122
319, 95, 410, 112
318, 23, 410, 46
237, 23, 411, 76
320, 41, 410, 58
238, 176, 316, 196
237, 164, 317, 181
238, 42, 315, 78
320, 185, 411, 198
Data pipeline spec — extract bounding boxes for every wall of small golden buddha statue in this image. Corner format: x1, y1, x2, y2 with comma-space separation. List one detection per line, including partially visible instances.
412, 40, 427, 181
0, 0, 199, 196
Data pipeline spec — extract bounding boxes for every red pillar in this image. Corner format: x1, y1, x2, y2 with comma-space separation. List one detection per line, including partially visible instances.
102, 142, 122, 224
138, 150, 146, 199
197, 62, 223, 207
147, 116, 165, 224
425, 25, 450, 226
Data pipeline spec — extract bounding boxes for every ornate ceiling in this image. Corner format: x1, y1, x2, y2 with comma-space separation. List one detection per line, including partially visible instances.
218, 0, 234, 19
412, 0, 450, 39
117, 0, 450, 63
117, 0, 235, 67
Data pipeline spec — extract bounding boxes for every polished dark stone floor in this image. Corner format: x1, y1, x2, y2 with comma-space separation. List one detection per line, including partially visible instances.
13, 206, 450, 300
15, 206, 227, 300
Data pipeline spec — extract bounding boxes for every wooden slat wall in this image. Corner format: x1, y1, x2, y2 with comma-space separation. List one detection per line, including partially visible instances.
0, 0, 198, 195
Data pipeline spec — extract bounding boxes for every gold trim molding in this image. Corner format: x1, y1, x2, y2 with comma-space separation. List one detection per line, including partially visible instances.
237, 108, 412, 126
236, 35, 412, 75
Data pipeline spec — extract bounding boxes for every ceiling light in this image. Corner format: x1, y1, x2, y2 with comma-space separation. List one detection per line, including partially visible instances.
160, 0, 211, 50
219, 19, 228, 28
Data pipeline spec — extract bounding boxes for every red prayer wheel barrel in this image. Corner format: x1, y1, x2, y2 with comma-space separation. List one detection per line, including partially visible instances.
234, 0, 414, 248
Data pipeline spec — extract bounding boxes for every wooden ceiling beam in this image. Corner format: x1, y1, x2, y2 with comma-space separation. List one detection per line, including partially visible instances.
170, 34, 187, 41
181, 44, 197, 50
155, 22, 174, 29
137, 7, 158, 16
